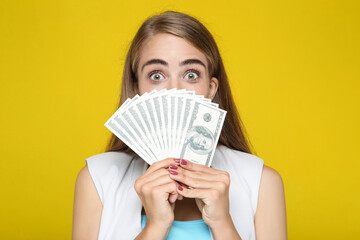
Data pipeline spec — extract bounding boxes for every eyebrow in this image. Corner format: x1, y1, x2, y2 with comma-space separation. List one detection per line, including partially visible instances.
140, 58, 206, 73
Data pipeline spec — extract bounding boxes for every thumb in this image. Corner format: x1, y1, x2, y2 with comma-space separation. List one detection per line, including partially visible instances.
168, 193, 178, 203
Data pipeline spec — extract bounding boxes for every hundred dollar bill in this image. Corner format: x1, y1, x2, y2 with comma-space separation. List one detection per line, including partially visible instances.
121, 109, 159, 162
120, 90, 152, 113
179, 100, 227, 166
104, 88, 226, 165
174, 95, 185, 156
161, 94, 171, 157
144, 96, 165, 160
127, 90, 161, 158
169, 94, 176, 155
112, 114, 157, 163
132, 101, 161, 160
137, 100, 163, 158
147, 89, 177, 160
104, 119, 153, 165
152, 95, 168, 157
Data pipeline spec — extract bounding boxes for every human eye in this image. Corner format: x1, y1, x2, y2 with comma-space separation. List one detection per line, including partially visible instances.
148, 70, 165, 81
184, 69, 200, 81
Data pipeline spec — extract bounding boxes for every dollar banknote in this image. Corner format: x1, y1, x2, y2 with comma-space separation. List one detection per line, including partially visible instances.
104, 88, 226, 166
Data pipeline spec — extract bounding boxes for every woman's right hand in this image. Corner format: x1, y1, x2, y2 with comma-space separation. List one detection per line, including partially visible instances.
134, 158, 181, 232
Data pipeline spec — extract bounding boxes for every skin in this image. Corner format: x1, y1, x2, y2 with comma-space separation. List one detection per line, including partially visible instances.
72, 33, 287, 240
136, 33, 218, 98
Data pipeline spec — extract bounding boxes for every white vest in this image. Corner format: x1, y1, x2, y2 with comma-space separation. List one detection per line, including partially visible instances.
85, 145, 264, 240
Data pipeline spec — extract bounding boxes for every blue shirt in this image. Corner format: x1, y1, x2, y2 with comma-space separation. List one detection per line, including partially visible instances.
141, 215, 211, 240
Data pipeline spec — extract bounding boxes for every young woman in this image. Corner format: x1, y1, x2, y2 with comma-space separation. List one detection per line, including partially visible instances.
73, 11, 287, 240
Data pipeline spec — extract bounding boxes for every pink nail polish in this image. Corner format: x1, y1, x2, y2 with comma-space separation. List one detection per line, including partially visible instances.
169, 170, 178, 175
181, 159, 187, 165
174, 158, 180, 163
169, 164, 178, 170
178, 185, 183, 191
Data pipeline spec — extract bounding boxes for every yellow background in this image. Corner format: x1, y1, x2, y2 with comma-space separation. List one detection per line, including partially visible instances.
1, 0, 359, 239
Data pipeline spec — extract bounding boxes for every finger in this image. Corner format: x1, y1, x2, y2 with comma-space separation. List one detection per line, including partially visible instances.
142, 168, 169, 183
169, 193, 178, 203
172, 166, 219, 183
169, 168, 218, 189
179, 182, 190, 189
173, 181, 189, 197
144, 158, 181, 177
178, 159, 218, 174
145, 176, 181, 203
153, 182, 178, 201
177, 186, 215, 201
143, 174, 176, 191
176, 182, 186, 200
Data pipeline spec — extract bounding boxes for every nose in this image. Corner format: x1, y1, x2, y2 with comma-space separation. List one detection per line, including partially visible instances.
168, 78, 180, 89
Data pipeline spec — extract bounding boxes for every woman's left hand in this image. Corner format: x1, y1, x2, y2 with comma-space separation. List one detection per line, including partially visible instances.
168, 158, 232, 228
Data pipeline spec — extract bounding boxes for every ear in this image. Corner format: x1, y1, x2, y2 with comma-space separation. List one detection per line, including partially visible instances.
208, 77, 219, 100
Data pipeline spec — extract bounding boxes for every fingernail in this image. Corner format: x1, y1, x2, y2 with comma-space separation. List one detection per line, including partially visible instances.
169, 170, 178, 175
169, 164, 178, 170
178, 185, 183, 191
181, 159, 187, 165
174, 158, 180, 163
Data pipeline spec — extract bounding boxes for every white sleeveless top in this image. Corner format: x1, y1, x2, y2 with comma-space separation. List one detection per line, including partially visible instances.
85, 145, 264, 240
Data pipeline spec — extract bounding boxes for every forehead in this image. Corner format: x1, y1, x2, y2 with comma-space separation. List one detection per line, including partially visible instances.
138, 33, 208, 67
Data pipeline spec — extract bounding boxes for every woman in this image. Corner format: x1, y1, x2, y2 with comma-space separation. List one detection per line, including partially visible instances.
73, 10, 287, 240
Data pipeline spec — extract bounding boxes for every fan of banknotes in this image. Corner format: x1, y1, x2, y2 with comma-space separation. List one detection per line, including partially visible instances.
104, 88, 226, 166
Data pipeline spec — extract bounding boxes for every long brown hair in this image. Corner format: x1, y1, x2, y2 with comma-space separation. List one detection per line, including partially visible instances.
105, 10, 256, 155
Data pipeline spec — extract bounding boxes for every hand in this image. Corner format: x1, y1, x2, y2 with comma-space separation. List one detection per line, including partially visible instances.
168, 158, 232, 228
134, 158, 182, 230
